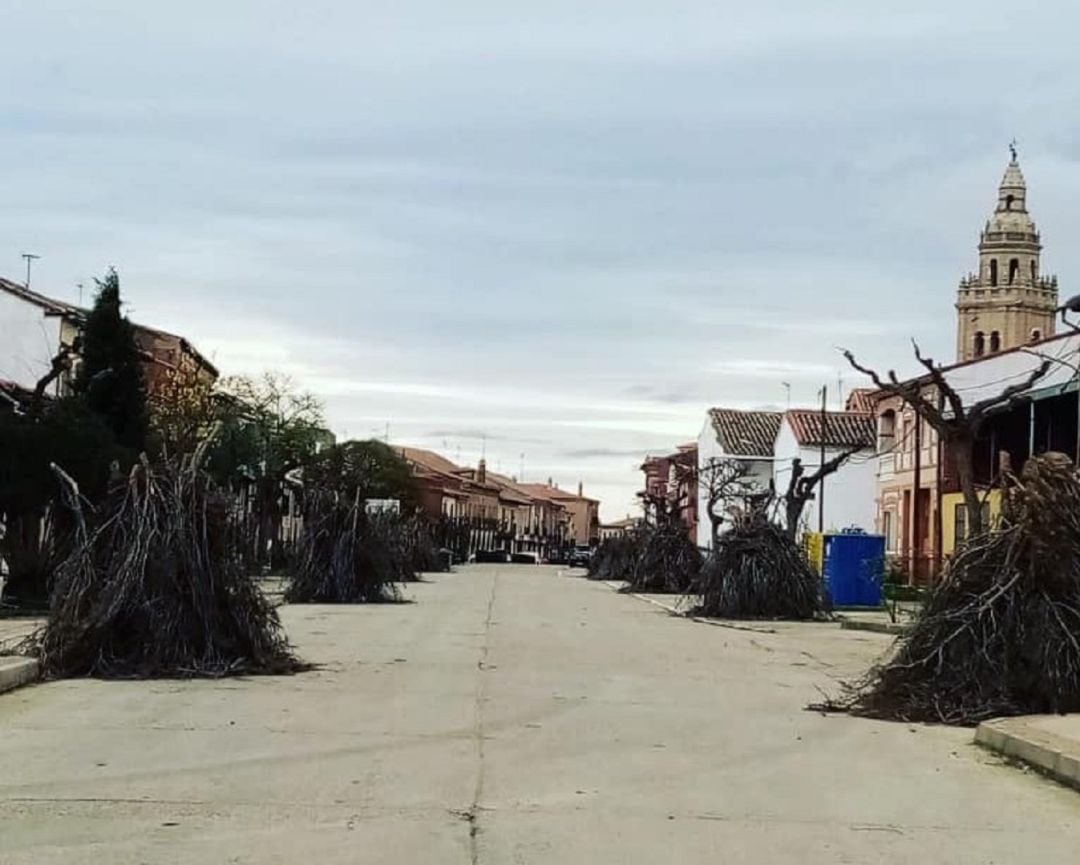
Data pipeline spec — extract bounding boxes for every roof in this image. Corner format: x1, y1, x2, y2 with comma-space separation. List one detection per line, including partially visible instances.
395, 446, 463, 475
784, 409, 875, 449
844, 388, 876, 414
516, 483, 599, 505
707, 408, 783, 457
0, 278, 82, 317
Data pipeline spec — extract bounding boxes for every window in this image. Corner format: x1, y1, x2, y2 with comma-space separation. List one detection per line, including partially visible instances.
989, 259, 998, 286
1031, 328, 1042, 342
990, 331, 1001, 353
973, 331, 985, 357
1031, 260, 1038, 282
883, 511, 896, 552
878, 410, 896, 452
1005, 194, 1015, 211
1009, 258, 1020, 284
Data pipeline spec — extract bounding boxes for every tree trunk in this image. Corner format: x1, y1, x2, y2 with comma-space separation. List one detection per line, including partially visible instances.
784, 499, 805, 541
950, 436, 984, 539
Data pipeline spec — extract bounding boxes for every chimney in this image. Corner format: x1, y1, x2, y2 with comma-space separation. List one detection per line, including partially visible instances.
577, 481, 583, 498
478, 458, 487, 484
547, 476, 553, 487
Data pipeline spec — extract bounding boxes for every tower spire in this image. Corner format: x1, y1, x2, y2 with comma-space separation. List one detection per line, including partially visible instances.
955, 149, 1057, 361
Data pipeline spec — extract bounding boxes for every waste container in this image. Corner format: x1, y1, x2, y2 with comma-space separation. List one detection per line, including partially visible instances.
822, 532, 885, 607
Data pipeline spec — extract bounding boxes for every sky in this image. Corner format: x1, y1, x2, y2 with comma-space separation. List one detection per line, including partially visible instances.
5, 1, 1080, 520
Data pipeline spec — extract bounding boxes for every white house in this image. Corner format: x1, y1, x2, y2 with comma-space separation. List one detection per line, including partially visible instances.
772, 409, 876, 536
696, 408, 781, 548
0, 278, 79, 394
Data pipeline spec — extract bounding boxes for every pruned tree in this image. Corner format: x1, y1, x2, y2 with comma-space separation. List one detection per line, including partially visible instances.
781, 449, 862, 540
844, 342, 1049, 538
698, 457, 759, 546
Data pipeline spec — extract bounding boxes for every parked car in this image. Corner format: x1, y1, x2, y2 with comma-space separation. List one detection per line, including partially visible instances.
568, 546, 593, 568
475, 548, 510, 564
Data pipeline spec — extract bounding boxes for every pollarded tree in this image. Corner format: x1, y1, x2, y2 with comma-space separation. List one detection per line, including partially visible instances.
73, 269, 149, 452
844, 342, 1049, 538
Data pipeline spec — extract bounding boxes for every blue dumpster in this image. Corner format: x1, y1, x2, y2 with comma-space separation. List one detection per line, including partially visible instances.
822, 533, 885, 607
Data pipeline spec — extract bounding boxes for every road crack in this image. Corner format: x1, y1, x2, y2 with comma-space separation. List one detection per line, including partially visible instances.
466, 572, 498, 864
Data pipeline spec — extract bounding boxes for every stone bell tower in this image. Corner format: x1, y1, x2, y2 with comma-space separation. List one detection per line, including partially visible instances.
956, 146, 1058, 362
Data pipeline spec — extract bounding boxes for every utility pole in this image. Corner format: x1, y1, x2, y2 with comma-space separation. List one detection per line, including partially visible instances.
912, 406, 922, 582
782, 381, 791, 409
21, 253, 40, 289
819, 385, 827, 534
519, 452, 525, 482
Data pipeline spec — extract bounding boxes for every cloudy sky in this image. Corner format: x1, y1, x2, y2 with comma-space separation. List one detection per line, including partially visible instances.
4, 1, 1080, 518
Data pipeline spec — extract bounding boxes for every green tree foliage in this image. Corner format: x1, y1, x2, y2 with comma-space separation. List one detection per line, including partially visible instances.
304, 439, 418, 508
207, 373, 327, 568
0, 398, 119, 605
73, 269, 149, 452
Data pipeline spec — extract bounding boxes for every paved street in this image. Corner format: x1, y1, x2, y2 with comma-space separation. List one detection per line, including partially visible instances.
1, 565, 1079, 864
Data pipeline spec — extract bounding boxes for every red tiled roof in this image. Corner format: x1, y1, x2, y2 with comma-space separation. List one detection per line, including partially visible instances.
396, 446, 462, 475
707, 408, 783, 457
785, 410, 875, 449
844, 388, 876, 414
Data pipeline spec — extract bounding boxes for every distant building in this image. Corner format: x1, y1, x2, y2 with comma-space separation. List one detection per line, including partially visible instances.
599, 517, 641, 541
517, 481, 600, 547
638, 443, 697, 539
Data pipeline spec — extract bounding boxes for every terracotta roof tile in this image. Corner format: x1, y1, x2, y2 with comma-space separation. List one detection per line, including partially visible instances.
785, 410, 875, 449
707, 408, 783, 457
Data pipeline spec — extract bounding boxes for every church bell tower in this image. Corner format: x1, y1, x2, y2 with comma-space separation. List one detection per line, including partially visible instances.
956, 146, 1058, 362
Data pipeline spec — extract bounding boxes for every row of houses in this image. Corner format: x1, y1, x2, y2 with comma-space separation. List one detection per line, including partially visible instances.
396, 445, 601, 559
639, 151, 1080, 582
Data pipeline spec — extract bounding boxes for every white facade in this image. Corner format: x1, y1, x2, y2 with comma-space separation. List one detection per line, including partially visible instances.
695, 415, 773, 549
772, 418, 877, 536
0, 286, 62, 391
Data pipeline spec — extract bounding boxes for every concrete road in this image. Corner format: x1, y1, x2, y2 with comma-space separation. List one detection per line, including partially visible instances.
1, 565, 1078, 864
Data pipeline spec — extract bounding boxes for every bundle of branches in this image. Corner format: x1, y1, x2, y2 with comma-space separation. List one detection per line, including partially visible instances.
693, 514, 822, 619
39, 456, 302, 679
587, 531, 647, 581
285, 491, 408, 603
623, 522, 702, 593
823, 453, 1080, 725
402, 516, 450, 574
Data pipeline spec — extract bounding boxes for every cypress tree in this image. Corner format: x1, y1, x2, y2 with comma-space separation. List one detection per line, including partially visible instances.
74, 269, 149, 452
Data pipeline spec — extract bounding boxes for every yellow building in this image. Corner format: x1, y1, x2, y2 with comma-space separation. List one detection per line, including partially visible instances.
939, 490, 1002, 557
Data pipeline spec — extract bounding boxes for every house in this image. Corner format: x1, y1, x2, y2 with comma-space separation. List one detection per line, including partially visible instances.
638, 443, 697, 539
867, 151, 1067, 580
870, 328, 1080, 578
0, 278, 217, 398
772, 408, 876, 536
599, 517, 641, 540
517, 481, 599, 547
695, 408, 781, 548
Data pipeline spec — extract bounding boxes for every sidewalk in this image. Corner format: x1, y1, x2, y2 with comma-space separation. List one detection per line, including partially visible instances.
976, 714, 1080, 792
0, 614, 44, 695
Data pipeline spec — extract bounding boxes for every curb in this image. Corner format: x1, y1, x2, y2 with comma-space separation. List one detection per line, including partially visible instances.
976, 716, 1080, 792
604, 582, 778, 634
839, 619, 909, 636
0, 657, 40, 696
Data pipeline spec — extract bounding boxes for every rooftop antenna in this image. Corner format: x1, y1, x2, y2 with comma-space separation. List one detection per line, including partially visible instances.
77, 282, 85, 305
781, 381, 791, 409
21, 253, 40, 289
481, 432, 487, 459
837, 372, 844, 410
519, 452, 525, 482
